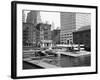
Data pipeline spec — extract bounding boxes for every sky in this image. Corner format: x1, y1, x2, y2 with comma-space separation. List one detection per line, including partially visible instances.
24, 11, 60, 30
40, 11, 60, 29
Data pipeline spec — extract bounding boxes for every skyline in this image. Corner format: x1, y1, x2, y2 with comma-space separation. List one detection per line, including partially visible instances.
24, 11, 60, 30
23, 10, 91, 30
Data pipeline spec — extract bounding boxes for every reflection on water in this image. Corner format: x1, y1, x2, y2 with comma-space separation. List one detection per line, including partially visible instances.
60, 54, 91, 67
23, 51, 91, 69
42, 54, 91, 67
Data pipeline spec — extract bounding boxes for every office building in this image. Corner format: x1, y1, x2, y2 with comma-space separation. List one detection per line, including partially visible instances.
60, 12, 76, 44
60, 12, 91, 44
26, 11, 41, 25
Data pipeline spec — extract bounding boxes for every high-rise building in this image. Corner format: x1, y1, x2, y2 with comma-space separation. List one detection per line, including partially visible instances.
60, 12, 76, 44
75, 13, 91, 30
60, 12, 91, 44
26, 11, 41, 25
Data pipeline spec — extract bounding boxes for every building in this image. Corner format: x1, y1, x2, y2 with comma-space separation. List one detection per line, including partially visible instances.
22, 11, 26, 23
26, 11, 41, 25
60, 12, 91, 44
40, 23, 52, 48
23, 23, 39, 48
75, 13, 91, 30
60, 12, 76, 44
23, 10, 42, 49
36, 23, 52, 48
73, 25, 91, 51
51, 29, 60, 44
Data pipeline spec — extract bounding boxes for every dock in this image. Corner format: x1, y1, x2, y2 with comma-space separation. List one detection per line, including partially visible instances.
55, 51, 90, 57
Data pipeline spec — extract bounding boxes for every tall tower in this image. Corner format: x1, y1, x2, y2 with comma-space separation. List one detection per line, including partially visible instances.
60, 12, 91, 44
37, 12, 42, 23
75, 13, 91, 30
60, 12, 76, 44
26, 11, 41, 25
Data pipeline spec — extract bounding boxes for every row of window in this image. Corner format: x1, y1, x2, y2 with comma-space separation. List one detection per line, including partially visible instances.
61, 34, 72, 36
60, 36, 73, 39
60, 39, 73, 42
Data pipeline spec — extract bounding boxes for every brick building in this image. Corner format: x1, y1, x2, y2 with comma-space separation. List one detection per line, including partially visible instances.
73, 25, 91, 51
40, 23, 52, 48
23, 23, 39, 48
36, 23, 52, 48
51, 29, 60, 44
23, 11, 41, 49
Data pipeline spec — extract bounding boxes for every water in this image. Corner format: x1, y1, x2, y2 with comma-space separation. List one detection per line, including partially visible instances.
42, 54, 91, 67
60, 54, 91, 67
23, 51, 91, 69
